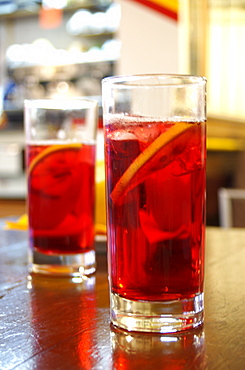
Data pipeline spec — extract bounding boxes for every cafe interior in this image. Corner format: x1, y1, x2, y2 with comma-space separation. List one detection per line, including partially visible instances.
0, 0, 245, 227
0, 1, 245, 369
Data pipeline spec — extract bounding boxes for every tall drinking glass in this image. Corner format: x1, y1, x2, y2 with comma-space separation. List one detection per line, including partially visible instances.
102, 74, 206, 333
24, 98, 98, 277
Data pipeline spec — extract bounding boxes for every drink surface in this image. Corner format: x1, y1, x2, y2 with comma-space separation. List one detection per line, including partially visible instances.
105, 117, 206, 302
27, 142, 95, 255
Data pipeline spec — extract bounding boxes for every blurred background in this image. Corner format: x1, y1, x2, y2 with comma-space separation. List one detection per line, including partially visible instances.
0, 0, 245, 227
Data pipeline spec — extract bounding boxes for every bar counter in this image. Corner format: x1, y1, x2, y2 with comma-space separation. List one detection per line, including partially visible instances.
0, 222, 245, 369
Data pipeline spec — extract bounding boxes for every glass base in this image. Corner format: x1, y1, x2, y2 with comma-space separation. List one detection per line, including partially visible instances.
29, 249, 96, 277
110, 292, 204, 333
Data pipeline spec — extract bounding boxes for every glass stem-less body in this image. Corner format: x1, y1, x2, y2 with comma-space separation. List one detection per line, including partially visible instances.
24, 98, 98, 278
103, 74, 206, 333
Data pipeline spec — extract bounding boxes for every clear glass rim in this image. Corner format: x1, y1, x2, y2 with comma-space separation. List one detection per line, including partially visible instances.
102, 73, 207, 88
24, 98, 98, 110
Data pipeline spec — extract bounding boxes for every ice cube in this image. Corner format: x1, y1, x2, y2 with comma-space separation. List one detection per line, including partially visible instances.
134, 125, 160, 143
109, 130, 137, 141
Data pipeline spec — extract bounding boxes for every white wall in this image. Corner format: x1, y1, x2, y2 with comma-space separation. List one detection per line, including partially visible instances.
116, 0, 179, 75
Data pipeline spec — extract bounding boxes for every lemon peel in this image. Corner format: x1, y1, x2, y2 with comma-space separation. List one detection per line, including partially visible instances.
28, 143, 82, 175
5, 214, 28, 230
110, 122, 193, 204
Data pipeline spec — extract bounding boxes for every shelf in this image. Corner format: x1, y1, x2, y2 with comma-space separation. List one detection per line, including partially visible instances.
8, 57, 117, 70
0, 0, 113, 20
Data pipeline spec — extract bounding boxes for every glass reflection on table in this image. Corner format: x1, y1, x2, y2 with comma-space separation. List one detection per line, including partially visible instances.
111, 324, 206, 369
27, 274, 97, 369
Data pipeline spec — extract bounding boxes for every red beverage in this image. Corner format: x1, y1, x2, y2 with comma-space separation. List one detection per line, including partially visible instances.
105, 118, 206, 302
27, 142, 95, 255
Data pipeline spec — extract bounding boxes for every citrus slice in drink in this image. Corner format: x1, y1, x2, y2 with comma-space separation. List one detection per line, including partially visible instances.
28, 143, 82, 175
28, 143, 83, 229
110, 122, 194, 204
29, 143, 82, 196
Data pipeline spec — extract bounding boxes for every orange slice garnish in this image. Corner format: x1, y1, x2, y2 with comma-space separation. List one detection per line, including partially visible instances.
28, 143, 82, 175
110, 122, 193, 204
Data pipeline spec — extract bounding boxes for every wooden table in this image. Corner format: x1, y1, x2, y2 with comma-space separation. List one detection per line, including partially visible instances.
1, 222, 245, 369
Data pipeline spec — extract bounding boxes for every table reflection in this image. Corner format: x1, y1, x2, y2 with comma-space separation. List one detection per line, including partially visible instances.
111, 325, 207, 369
27, 275, 97, 369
